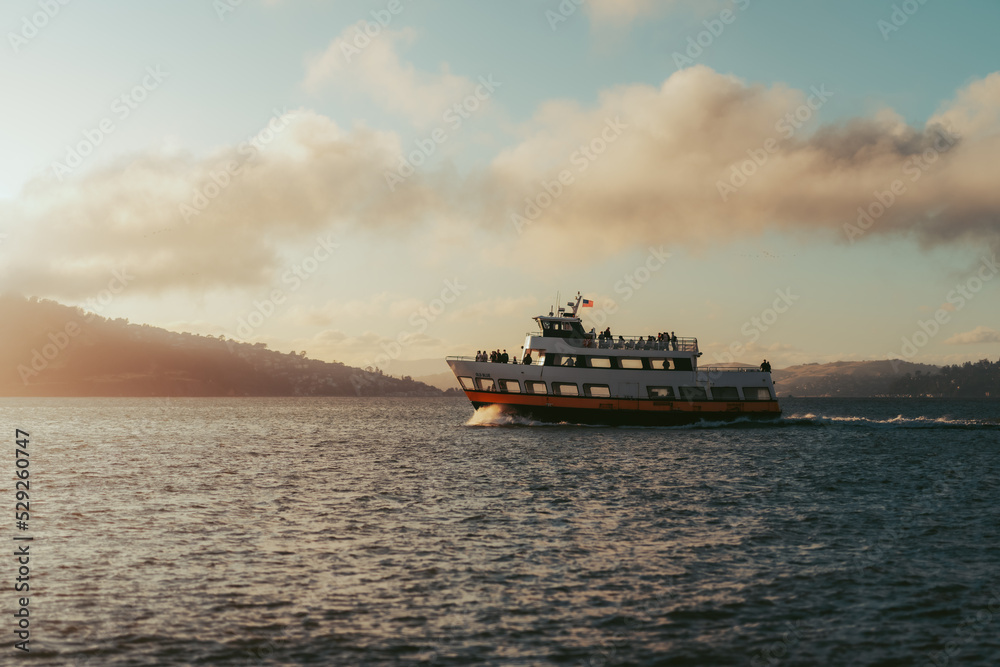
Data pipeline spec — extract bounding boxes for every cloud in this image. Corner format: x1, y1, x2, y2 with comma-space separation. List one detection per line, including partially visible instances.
945, 326, 1000, 345
584, 0, 711, 25
485, 66, 1000, 257
303, 27, 476, 126
446, 296, 539, 322
289, 293, 435, 327
8, 66, 1000, 301
585, 0, 659, 23
0, 111, 443, 298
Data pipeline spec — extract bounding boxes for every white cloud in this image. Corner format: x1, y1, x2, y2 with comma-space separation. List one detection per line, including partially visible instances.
303, 27, 476, 126
945, 326, 1000, 345
0, 111, 442, 298
483, 66, 1000, 259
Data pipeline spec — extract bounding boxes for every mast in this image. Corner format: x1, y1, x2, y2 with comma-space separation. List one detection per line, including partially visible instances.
567, 292, 582, 317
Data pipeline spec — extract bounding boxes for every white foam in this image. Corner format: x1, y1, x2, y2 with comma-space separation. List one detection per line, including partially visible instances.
782, 412, 992, 428
465, 405, 541, 427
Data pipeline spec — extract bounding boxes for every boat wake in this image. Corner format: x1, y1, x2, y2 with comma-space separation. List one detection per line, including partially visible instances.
650, 414, 999, 430
465, 405, 543, 427
464, 406, 998, 430
780, 413, 1000, 430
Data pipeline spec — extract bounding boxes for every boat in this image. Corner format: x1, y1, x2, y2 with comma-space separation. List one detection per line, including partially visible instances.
446, 293, 781, 426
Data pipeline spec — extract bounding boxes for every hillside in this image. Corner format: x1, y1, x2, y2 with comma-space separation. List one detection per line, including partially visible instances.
886, 359, 1000, 397
0, 294, 442, 397
772, 360, 941, 397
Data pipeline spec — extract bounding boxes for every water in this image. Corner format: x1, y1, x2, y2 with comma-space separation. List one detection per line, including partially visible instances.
2, 397, 999, 666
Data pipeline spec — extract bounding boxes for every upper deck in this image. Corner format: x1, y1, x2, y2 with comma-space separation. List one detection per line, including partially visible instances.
531, 310, 698, 356
526, 332, 699, 354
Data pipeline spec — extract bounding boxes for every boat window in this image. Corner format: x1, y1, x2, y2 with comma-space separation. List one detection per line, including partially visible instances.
459, 377, 476, 391
679, 386, 707, 401
712, 387, 740, 401
673, 358, 693, 371
647, 386, 675, 399
525, 381, 547, 395
553, 382, 579, 396
649, 358, 671, 370
620, 358, 643, 370
588, 357, 612, 368
499, 379, 521, 393
744, 387, 772, 400
585, 384, 611, 398
476, 378, 496, 392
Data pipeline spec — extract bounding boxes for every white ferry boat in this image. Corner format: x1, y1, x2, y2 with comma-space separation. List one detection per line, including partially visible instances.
447, 294, 781, 426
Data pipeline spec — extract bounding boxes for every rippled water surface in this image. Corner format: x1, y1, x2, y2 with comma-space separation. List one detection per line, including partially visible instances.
3, 397, 1000, 666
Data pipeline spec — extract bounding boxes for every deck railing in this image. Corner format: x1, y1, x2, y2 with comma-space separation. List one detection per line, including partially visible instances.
699, 366, 767, 374
523, 333, 698, 353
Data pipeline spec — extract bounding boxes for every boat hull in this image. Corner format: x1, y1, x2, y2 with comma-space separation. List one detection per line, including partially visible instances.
466, 392, 781, 426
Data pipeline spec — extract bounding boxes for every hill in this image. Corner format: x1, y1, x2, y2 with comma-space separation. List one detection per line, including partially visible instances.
772, 360, 941, 397
0, 294, 442, 397
885, 358, 1000, 397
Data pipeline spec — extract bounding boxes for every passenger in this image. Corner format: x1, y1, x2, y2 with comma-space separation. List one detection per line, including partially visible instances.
670, 332, 678, 351
760, 359, 772, 373
489, 350, 496, 363
501, 350, 509, 364
523, 352, 533, 365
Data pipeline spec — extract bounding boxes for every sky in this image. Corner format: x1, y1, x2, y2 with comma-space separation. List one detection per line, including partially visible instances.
2, 0, 999, 375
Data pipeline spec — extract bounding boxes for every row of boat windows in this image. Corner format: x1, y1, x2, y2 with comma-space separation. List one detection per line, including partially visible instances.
537, 354, 694, 371
459, 377, 772, 401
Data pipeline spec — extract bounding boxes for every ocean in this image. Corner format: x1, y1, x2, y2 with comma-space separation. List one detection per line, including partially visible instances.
2, 396, 999, 666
